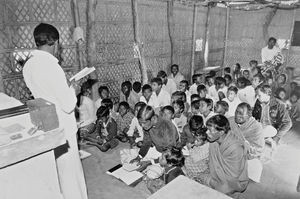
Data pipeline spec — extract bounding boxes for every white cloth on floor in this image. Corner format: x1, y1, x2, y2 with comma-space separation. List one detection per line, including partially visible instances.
248, 158, 263, 183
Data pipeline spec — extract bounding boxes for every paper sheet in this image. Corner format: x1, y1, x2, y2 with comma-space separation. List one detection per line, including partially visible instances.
107, 166, 143, 185
69, 67, 95, 82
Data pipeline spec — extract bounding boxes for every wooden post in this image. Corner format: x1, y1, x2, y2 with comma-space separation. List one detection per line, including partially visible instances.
86, 0, 98, 79
0, 72, 4, 93
131, 0, 148, 84
203, 4, 211, 68
190, 5, 197, 83
71, 0, 84, 71
167, 0, 175, 65
221, 6, 230, 74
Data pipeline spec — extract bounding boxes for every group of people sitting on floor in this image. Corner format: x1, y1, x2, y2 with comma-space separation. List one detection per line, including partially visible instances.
75, 60, 298, 198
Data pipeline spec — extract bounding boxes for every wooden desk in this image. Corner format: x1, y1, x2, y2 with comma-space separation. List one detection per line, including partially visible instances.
148, 175, 232, 199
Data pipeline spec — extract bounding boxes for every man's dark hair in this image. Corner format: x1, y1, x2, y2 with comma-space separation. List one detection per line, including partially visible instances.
237, 102, 252, 117
180, 80, 189, 88
269, 37, 277, 43
33, 23, 59, 47
101, 98, 113, 109
215, 77, 226, 86
142, 84, 152, 92
199, 98, 213, 110
206, 115, 231, 134
98, 85, 109, 95
157, 70, 167, 78
171, 64, 179, 70
162, 105, 175, 115
228, 86, 238, 94
119, 101, 130, 111
151, 77, 163, 86
191, 99, 200, 109
216, 101, 229, 113
197, 84, 207, 93
224, 67, 231, 74
133, 81, 142, 93
191, 94, 200, 102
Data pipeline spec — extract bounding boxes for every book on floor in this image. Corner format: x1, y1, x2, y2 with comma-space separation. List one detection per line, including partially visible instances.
106, 164, 144, 186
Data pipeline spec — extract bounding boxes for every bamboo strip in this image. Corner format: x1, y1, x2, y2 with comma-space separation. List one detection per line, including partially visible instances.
190, 4, 197, 82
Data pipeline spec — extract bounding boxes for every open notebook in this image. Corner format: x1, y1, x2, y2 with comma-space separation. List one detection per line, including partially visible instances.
106, 164, 144, 186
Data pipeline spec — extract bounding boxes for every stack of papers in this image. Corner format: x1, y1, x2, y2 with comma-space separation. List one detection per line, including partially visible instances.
106, 164, 144, 186
69, 67, 95, 82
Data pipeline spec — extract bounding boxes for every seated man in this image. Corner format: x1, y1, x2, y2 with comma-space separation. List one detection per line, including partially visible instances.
131, 105, 179, 165
252, 85, 292, 145
206, 115, 249, 198
230, 103, 264, 182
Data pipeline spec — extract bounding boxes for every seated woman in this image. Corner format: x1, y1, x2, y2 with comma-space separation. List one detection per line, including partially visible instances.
77, 79, 98, 136
183, 115, 209, 184
80, 106, 119, 152
115, 101, 134, 142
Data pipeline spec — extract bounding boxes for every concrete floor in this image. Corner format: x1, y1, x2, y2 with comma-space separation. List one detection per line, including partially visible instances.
82, 122, 300, 199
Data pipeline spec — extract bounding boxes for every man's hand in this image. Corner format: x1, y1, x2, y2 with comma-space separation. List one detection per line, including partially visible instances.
130, 156, 141, 164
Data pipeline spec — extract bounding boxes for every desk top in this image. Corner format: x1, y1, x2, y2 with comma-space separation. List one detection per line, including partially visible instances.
147, 175, 232, 199
0, 128, 65, 168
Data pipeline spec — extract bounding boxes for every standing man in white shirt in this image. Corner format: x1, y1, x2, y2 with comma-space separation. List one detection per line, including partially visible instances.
150, 77, 171, 110
157, 70, 177, 96
23, 23, 88, 199
168, 64, 185, 89
261, 37, 281, 64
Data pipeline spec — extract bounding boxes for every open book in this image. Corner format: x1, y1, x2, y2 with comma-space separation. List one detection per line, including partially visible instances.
106, 164, 144, 186
69, 67, 95, 82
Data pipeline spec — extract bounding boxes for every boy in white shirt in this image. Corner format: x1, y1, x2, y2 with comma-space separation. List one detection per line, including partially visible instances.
189, 73, 204, 95
237, 77, 256, 107
95, 85, 109, 109
140, 84, 155, 107
150, 77, 171, 110
208, 76, 228, 102
199, 98, 216, 124
223, 86, 241, 118
157, 70, 177, 96
179, 80, 191, 105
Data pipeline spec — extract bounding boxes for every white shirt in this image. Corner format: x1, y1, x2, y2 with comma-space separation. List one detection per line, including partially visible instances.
169, 73, 184, 89
151, 89, 171, 108
189, 83, 198, 95
162, 78, 177, 96
127, 117, 144, 142
261, 46, 281, 63
23, 50, 77, 137
208, 85, 228, 102
223, 97, 241, 118
140, 95, 155, 108
78, 96, 97, 127
95, 97, 102, 109
238, 85, 256, 107
201, 111, 216, 124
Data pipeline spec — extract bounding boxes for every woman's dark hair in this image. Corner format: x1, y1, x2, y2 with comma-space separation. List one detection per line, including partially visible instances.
165, 147, 185, 167
101, 98, 113, 109
96, 105, 110, 118
33, 23, 59, 47
206, 115, 231, 134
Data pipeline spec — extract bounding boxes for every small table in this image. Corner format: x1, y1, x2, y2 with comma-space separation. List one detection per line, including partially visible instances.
147, 175, 232, 199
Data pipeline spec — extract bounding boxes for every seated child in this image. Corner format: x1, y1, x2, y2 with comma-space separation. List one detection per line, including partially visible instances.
146, 147, 185, 193
199, 98, 215, 124
223, 86, 241, 118
179, 80, 191, 105
172, 100, 187, 134
171, 91, 189, 114
208, 76, 228, 102
275, 87, 291, 110
115, 101, 134, 142
120, 81, 137, 110
252, 73, 264, 89
183, 115, 209, 184
161, 105, 178, 133
77, 79, 97, 134
140, 84, 155, 107
237, 77, 256, 107
224, 67, 231, 75
189, 74, 204, 95
101, 98, 118, 120
289, 92, 300, 122
80, 106, 119, 152
132, 81, 142, 105
197, 84, 214, 103
95, 85, 109, 109
205, 75, 215, 89
187, 99, 201, 121
224, 74, 234, 87
214, 101, 229, 116
127, 102, 146, 147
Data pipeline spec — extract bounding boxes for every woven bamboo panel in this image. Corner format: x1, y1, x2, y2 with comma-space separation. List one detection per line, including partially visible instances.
0, 0, 78, 101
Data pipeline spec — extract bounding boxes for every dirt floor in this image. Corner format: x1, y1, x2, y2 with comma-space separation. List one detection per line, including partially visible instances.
81, 122, 300, 199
